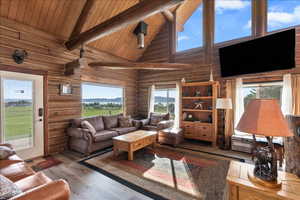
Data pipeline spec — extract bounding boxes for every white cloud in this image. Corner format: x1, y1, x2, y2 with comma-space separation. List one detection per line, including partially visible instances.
268, 6, 300, 28
243, 20, 251, 30
178, 35, 190, 41
215, 0, 250, 13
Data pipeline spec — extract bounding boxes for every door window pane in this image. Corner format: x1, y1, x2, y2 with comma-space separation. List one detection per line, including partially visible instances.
215, 0, 252, 43
268, 0, 300, 32
3, 79, 33, 150
177, 3, 203, 51
82, 83, 123, 117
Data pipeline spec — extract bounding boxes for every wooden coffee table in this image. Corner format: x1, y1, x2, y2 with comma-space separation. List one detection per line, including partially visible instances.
113, 130, 157, 161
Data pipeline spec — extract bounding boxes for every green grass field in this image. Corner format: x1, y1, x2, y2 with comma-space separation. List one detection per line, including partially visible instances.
82, 107, 122, 117
4, 106, 33, 141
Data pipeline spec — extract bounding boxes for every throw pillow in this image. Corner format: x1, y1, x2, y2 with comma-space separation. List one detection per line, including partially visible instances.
0, 175, 22, 200
81, 120, 97, 135
150, 115, 163, 126
0, 146, 15, 160
119, 116, 133, 128
103, 115, 119, 129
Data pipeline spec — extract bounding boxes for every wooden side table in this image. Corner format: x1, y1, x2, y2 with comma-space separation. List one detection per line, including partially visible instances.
227, 161, 300, 200
158, 127, 183, 147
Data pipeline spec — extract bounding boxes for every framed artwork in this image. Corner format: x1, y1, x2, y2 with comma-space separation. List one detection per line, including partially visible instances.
60, 83, 72, 95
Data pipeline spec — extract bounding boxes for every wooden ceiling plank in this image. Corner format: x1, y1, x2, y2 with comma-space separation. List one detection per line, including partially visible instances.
15, 0, 27, 22
65, 0, 184, 50
30, 0, 42, 27
70, 0, 96, 38
0, 0, 10, 17
89, 61, 195, 70
7, 0, 18, 20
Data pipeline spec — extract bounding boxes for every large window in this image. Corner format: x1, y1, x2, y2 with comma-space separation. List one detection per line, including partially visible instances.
177, 3, 203, 51
236, 81, 283, 136
154, 88, 176, 119
215, 0, 252, 43
243, 82, 283, 108
81, 83, 123, 117
267, 0, 300, 32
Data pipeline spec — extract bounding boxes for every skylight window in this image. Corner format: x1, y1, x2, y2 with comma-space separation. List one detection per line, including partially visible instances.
267, 0, 300, 32
215, 0, 252, 43
176, 4, 203, 52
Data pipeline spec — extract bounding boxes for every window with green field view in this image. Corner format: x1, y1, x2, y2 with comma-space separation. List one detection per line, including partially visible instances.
154, 88, 176, 119
3, 79, 33, 149
81, 83, 124, 117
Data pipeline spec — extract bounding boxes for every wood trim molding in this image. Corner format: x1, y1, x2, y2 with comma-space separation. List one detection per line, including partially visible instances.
0, 65, 48, 75
203, 0, 215, 64
43, 75, 49, 156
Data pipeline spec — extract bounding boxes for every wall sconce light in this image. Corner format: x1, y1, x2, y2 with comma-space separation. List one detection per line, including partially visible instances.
12, 50, 28, 64
133, 21, 148, 49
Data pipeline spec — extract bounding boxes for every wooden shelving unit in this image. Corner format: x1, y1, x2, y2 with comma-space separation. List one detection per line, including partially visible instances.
180, 81, 219, 147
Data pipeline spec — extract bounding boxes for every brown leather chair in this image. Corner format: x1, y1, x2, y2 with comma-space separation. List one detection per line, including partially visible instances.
0, 144, 71, 200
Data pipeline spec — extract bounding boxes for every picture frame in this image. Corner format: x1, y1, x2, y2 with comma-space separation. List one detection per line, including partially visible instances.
60, 83, 72, 95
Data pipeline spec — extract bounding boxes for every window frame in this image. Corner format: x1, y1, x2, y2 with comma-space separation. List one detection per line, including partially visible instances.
153, 88, 176, 118
176, 2, 204, 52
81, 82, 125, 117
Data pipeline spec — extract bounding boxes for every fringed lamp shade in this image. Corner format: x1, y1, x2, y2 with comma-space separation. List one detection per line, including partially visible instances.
236, 99, 293, 137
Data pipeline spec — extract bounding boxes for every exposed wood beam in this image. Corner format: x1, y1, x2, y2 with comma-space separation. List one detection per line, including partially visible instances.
162, 10, 174, 22
70, 0, 96, 38
65, 0, 184, 50
168, 12, 177, 62
203, 0, 214, 64
89, 61, 195, 70
252, 0, 267, 37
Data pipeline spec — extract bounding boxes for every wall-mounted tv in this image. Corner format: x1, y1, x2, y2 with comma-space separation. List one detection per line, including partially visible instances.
219, 29, 295, 77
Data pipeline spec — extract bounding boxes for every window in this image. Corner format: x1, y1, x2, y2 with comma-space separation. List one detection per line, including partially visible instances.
267, 0, 300, 32
215, 0, 252, 43
243, 82, 283, 109
154, 88, 176, 119
177, 3, 203, 51
236, 81, 283, 136
81, 83, 123, 117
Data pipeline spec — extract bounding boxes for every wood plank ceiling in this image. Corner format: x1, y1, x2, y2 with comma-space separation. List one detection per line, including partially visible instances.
0, 0, 168, 61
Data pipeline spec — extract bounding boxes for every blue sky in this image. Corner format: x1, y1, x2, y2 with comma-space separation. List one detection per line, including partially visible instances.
4, 79, 32, 100
177, 0, 300, 51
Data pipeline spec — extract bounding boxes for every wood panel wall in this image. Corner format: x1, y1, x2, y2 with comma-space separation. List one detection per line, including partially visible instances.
0, 18, 138, 155
138, 24, 300, 136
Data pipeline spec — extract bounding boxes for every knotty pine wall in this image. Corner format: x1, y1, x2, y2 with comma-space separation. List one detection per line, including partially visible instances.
138, 24, 300, 136
0, 18, 138, 155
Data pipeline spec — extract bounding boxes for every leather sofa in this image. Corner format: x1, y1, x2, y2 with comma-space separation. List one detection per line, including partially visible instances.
0, 144, 70, 200
140, 112, 174, 131
67, 114, 140, 155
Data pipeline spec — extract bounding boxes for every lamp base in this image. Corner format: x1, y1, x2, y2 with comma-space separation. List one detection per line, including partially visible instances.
248, 171, 282, 189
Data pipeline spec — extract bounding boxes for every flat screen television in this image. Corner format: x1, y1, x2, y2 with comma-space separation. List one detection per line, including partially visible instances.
219, 29, 295, 77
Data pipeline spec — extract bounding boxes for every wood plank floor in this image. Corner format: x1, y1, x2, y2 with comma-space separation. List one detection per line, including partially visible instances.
39, 144, 252, 200
42, 151, 152, 200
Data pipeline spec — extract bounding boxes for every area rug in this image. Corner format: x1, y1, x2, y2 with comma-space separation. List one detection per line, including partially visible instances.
28, 156, 62, 172
80, 146, 230, 200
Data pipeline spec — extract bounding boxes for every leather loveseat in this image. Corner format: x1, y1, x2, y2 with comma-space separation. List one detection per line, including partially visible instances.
140, 112, 174, 131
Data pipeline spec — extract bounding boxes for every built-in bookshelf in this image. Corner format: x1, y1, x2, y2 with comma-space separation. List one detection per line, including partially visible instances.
180, 81, 219, 147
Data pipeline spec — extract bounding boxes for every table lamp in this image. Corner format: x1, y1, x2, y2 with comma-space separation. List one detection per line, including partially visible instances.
216, 98, 232, 149
236, 99, 293, 188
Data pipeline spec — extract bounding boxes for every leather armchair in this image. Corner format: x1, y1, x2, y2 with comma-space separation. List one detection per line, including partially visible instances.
140, 113, 174, 131
11, 179, 70, 200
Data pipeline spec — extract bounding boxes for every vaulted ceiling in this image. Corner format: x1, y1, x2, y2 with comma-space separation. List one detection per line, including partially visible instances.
0, 0, 199, 61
